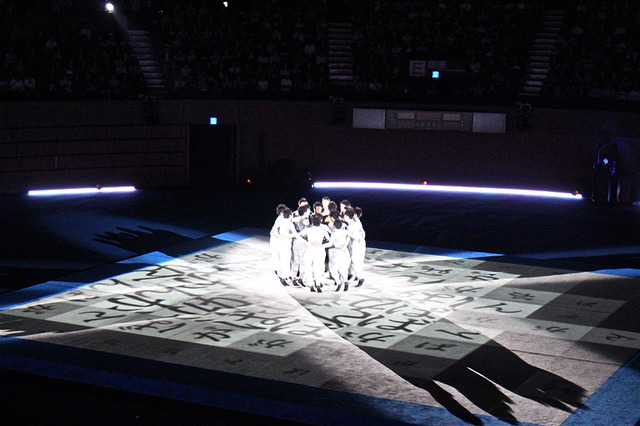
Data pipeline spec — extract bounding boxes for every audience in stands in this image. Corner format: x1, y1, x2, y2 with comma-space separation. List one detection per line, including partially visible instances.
0, 0, 144, 100
542, 0, 640, 108
0, 0, 639, 108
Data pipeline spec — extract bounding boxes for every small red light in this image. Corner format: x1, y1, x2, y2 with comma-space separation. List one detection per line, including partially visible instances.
247, 179, 252, 184
423, 181, 428, 185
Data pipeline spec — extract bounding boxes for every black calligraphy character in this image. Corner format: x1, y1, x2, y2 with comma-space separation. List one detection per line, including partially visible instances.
227, 311, 269, 322
394, 272, 446, 285
194, 252, 222, 261
445, 285, 483, 294
376, 260, 416, 270
171, 295, 251, 316
355, 314, 385, 328
426, 292, 459, 302
194, 295, 252, 310
248, 338, 293, 349
606, 332, 636, 342
175, 272, 222, 286
313, 310, 371, 329
351, 297, 403, 311
286, 324, 327, 338
135, 287, 179, 300
535, 326, 569, 333
107, 295, 169, 312
384, 302, 414, 315
401, 309, 438, 322
508, 291, 536, 301
192, 326, 232, 342
79, 310, 127, 323
415, 341, 458, 351
120, 320, 186, 333
474, 302, 522, 314
132, 265, 185, 282
22, 305, 56, 315
436, 329, 481, 340
259, 317, 301, 332
90, 278, 135, 292
343, 331, 396, 344
466, 271, 500, 281
376, 318, 430, 333
450, 296, 475, 309
420, 266, 452, 276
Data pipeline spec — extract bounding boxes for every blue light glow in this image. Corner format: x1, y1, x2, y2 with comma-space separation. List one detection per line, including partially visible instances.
312, 181, 582, 200
210, 117, 218, 125
432, 70, 440, 79
28, 186, 136, 196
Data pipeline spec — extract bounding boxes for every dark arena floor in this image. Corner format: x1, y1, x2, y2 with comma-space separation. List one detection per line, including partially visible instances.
0, 182, 639, 425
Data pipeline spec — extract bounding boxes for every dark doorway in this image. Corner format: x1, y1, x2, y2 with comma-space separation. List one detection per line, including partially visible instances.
189, 125, 237, 187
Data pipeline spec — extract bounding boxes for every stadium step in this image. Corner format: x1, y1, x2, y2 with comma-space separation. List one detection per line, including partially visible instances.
327, 22, 354, 89
519, 9, 565, 99
126, 29, 166, 98
527, 73, 547, 81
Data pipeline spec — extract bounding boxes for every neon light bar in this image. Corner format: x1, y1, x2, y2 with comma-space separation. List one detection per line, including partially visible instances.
28, 186, 136, 196
312, 181, 582, 199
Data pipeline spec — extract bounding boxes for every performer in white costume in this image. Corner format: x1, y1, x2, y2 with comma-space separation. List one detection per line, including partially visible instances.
299, 214, 329, 292
269, 204, 288, 276
273, 207, 298, 286
345, 207, 366, 287
323, 218, 351, 291
291, 204, 310, 286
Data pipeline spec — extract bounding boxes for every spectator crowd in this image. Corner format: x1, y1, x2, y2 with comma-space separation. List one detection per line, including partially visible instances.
1, 0, 639, 109
541, 0, 640, 107
1, 0, 145, 100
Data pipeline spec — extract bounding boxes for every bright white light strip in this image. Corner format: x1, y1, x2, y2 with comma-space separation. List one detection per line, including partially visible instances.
28, 186, 136, 196
312, 181, 582, 199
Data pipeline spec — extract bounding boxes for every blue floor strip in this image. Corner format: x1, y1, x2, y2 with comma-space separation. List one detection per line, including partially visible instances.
562, 351, 640, 425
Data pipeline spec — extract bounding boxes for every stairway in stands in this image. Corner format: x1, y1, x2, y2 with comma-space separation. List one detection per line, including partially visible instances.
127, 29, 166, 98
327, 23, 354, 92
518, 10, 565, 99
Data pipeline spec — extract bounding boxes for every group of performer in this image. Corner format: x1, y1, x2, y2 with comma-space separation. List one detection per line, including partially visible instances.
270, 196, 366, 293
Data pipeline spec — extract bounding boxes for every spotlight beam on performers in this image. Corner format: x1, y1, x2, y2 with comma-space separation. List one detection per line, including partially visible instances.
312, 181, 583, 200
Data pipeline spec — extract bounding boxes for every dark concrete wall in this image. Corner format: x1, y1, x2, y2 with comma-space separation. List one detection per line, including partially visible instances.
1, 99, 639, 195
0, 101, 187, 192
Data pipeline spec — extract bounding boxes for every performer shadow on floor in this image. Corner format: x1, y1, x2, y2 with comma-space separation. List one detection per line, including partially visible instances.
289, 250, 591, 424
93, 226, 195, 255
300, 297, 589, 425
361, 325, 588, 425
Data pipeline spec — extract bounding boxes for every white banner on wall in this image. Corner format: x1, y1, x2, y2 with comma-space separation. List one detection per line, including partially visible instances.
472, 112, 507, 133
353, 108, 506, 133
353, 108, 386, 129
